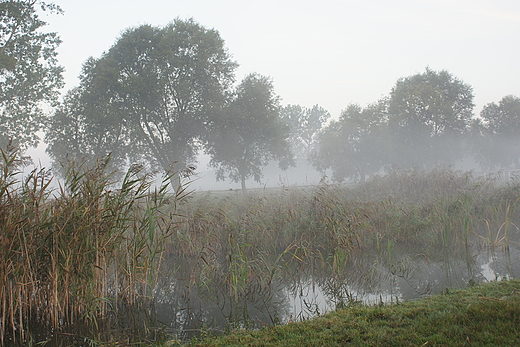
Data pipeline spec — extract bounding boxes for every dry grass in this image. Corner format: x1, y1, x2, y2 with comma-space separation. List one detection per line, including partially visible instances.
0, 146, 188, 345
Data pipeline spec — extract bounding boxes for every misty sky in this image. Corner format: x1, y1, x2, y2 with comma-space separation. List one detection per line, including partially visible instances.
27, 0, 520, 184
45, 0, 520, 118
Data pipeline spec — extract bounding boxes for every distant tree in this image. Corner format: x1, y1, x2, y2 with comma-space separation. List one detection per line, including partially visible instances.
205, 73, 294, 193
481, 95, 520, 136
476, 95, 520, 170
280, 104, 330, 160
311, 99, 389, 182
46, 19, 236, 182
0, 0, 63, 151
387, 68, 474, 169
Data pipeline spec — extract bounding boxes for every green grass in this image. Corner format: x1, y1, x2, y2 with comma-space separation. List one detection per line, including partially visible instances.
177, 279, 520, 346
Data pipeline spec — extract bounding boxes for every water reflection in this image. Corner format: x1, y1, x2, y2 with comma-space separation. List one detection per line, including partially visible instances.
154, 242, 519, 340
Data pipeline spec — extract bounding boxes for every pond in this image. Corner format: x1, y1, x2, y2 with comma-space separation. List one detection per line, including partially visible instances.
152, 239, 519, 341
11, 170, 519, 345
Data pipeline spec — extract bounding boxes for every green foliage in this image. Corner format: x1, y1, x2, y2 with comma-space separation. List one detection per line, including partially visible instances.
0, 0, 63, 151
46, 18, 237, 176
205, 73, 294, 192
280, 104, 330, 160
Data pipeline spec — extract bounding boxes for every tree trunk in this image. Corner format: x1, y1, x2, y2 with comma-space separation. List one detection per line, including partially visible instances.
241, 175, 247, 195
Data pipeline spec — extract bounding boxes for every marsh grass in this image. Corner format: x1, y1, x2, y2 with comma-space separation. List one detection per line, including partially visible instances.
162, 167, 520, 338
0, 146, 188, 345
2, 140, 519, 345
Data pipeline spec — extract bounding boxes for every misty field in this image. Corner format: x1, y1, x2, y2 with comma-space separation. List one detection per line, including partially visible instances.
0, 147, 519, 345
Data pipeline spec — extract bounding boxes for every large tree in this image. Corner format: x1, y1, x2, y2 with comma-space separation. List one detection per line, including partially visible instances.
45, 85, 127, 177
0, 0, 63, 151
311, 99, 389, 182
280, 104, 330, 160
475, 95, 520, 170
387, 68, 474, 169
46, 19, 236, 179
205, 73, 293, 193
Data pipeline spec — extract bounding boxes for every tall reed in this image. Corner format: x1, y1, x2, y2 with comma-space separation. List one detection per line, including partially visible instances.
165, 167, 520, 334
0, 146, 188, 345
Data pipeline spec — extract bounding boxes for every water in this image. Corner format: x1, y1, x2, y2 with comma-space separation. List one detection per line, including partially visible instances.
152, 242, 520, 341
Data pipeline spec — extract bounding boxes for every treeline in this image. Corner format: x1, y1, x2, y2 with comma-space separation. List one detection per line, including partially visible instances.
1, 1, 519, 191
310, 69, 520, 182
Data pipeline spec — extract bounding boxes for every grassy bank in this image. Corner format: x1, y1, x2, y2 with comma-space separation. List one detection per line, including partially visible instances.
180, 278, 520, 346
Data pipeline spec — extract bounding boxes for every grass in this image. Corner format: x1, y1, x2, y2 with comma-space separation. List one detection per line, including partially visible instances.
178, 278, 520, 346
151, 168, 520, 345
1, 140, 519, 345
0, 146, 189, 345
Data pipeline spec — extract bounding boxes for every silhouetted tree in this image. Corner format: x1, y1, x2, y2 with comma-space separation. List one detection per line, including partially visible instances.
46, 19, 237, 182
388, 68, 474, 169
0, 0, 63, 151
205, 73, 293, 193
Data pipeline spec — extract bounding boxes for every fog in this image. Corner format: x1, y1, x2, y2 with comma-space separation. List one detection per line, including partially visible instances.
11, 0, 520, 192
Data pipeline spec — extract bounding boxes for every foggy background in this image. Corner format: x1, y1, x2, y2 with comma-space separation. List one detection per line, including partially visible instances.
24, 0, 520, 190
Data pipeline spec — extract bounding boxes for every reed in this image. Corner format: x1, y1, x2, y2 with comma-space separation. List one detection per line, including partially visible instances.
164, 167, 520, 338
5, 143, 517, 344
0, 146, 187, 345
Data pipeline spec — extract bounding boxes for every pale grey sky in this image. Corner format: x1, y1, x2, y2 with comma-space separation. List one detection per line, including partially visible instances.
44, 0, 520, 118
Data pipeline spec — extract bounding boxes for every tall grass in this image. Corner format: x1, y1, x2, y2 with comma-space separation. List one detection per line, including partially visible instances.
163, 167, 520, 336
2, 142, 519, 344
0, 146, 188, 345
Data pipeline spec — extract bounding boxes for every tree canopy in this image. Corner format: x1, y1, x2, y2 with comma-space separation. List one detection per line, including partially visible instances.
280, 104, 330, 160
46, 19, 237, 178
45, 83, 127, 177
0, 0, 63, 151
311, 68, 481, 182
205, 73, 293, 193
476, 95, 520, 170
311, 99, 389, 182
387, 68, 474, 169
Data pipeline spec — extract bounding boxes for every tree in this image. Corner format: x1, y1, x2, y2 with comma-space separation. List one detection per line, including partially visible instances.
280, 104, 330, 160
46, 19, 236, 181
387, 68, 474, 169
45, 85, 127, 177
476, 95, 520, 170
0, 0, 63, 151
205, 73, 293, 193
311, 99, 389, 182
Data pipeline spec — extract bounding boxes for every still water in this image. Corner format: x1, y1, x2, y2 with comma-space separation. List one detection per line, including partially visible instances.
153, 243, 519, 340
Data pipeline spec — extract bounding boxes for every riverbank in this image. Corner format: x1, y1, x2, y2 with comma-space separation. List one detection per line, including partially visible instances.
176, 279, 520, 346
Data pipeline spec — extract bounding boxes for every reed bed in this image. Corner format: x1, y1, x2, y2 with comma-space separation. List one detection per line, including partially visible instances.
0, 146, 188, 345
1, 140, 519, 345
165, 167, 519, 333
